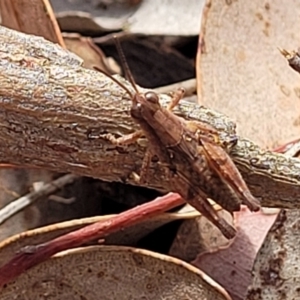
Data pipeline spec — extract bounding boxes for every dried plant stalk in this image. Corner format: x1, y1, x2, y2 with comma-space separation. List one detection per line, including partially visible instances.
0, 26, 300, 208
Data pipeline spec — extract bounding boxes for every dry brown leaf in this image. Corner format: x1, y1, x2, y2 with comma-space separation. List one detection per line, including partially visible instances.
1, 245, 232, 299
197, 0, 300, 148
246, 209, 300, 300
0, 0, 65, 47
63, 33, 120, 72
192, 206, 278, 300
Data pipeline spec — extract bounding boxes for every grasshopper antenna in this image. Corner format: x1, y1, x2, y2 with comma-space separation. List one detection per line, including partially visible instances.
113, 36, 139, 94
94, 37, 139, 98
93, 66, 133, 98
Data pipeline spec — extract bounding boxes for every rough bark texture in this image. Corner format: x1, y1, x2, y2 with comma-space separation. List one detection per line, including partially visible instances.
0, 26, 300, 208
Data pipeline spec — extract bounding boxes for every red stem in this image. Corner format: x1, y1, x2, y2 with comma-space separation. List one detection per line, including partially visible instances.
272, 138, 300, 153
0, 193, 184, 287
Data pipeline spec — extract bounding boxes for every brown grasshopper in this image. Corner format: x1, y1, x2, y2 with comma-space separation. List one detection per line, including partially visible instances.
95, 39, 260, 239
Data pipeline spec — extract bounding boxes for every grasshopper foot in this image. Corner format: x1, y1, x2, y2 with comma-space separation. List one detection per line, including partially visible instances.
100, 130, 143, 146
167, 87, 185, 111
242, 191, 261, 212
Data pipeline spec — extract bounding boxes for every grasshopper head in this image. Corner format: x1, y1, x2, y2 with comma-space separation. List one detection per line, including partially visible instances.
145, 91, 159, 104
142, 91, 161, 111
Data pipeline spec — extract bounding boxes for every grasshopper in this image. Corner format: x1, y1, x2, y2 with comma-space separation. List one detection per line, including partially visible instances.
95, 39, 261, 239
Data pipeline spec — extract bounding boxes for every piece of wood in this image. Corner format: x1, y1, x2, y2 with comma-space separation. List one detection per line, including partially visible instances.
0, 26, 300, 209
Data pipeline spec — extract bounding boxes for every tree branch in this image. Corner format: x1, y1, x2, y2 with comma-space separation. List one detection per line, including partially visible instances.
0, 25, 299, 208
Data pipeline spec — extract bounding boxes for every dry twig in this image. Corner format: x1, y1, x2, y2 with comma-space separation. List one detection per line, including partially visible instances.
0, 174, 79, 225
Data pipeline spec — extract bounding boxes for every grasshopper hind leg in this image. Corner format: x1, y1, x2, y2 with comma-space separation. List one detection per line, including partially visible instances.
189, 194, 237, 239
172, 174, 237, 239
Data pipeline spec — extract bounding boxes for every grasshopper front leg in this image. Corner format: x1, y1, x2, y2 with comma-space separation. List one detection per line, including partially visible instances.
167, 87, 186, 111
100, 130, 157, 184
100, 130, 144, 145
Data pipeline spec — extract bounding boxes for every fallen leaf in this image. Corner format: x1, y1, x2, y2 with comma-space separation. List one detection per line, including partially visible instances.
192, 206, 278, 300
53, 0, 205, 36
52, 0, 136, 33
0, 0, 65, 46
0, 245, 232, 299
127, 0, 205, 36
63, 32, 119, 72
197, 0, 300, 148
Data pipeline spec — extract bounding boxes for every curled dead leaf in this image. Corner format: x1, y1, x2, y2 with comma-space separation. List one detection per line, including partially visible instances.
0, 245, 232, 299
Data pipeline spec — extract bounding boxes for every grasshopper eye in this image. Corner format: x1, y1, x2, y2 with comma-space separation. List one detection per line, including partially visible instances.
145, 92, 159, 104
